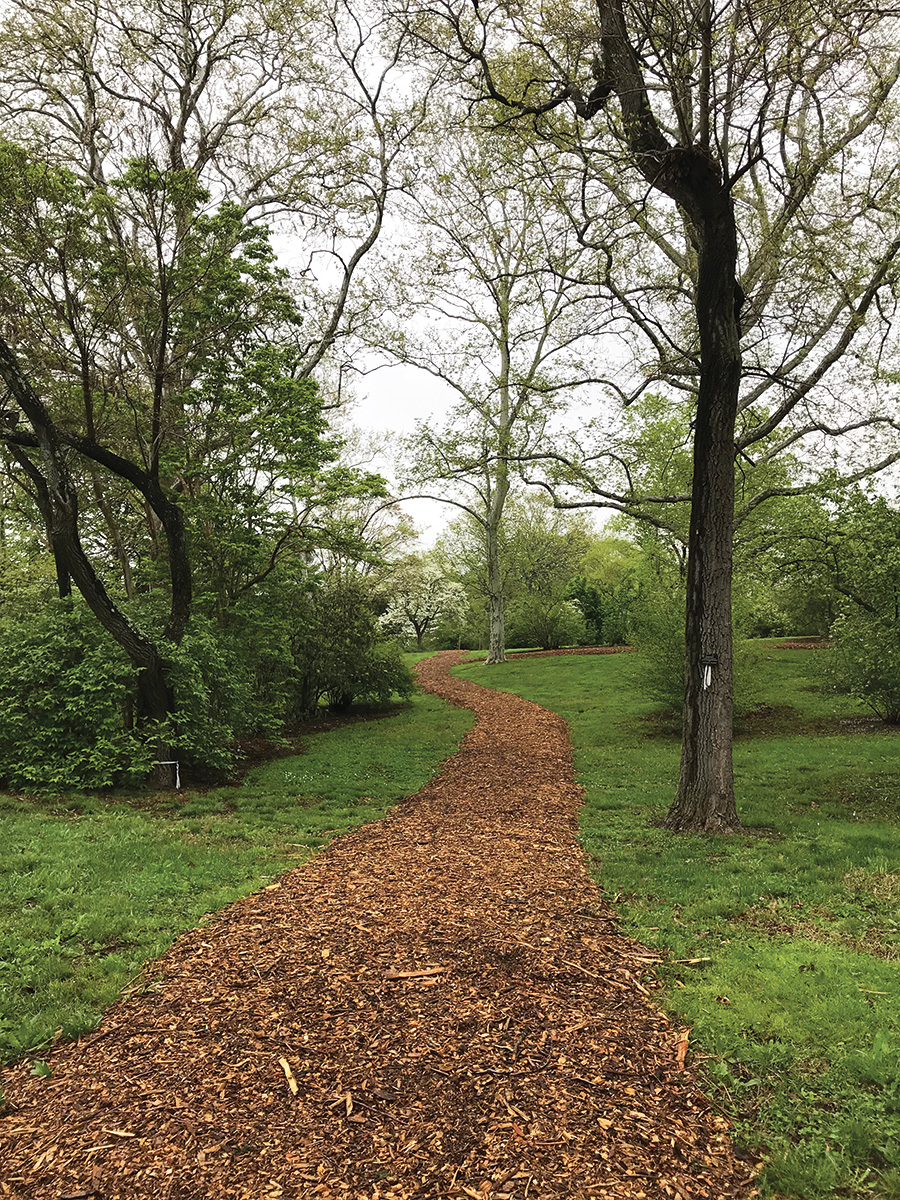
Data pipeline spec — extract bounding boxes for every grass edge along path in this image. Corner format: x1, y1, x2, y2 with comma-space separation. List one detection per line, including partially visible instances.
1, 650, 755, 1200
451, 647, 900, 1200
0, 688, 473, 1068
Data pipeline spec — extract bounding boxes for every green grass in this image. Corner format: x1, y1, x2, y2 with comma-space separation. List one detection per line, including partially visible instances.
0, 691, 473, 1065
453, 646, 900, 1200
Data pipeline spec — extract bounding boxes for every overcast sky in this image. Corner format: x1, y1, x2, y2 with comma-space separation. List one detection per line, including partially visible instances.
351, 362, 458, 547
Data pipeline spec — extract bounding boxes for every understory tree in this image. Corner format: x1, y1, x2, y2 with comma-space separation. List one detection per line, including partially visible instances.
378, 553, 467, 649
502, 497, 593, 649
568, 535, 641, 646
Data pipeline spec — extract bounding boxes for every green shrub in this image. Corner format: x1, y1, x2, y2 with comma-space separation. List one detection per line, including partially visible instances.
289, 574, 415, 714
829, 610, 900, 723
327, 639, 415, 711
0, 563, 414, 790
505, 597, 588, 650
630, 585, 686, 711
163, 618, 258, 770
630, 584, 763, 717
0, 601, 150, 788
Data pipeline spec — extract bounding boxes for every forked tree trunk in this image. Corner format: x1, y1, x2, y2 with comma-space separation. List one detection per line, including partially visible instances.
666, 197, 742, 833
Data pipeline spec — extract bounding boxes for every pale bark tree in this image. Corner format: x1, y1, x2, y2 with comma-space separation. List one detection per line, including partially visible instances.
374, 117, 613, 662
412, 0, 900, 829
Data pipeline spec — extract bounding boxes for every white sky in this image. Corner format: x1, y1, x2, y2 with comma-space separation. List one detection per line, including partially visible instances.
351, 362, 459, 547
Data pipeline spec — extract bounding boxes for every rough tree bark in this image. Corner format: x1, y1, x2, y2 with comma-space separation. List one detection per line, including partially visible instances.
667, 199, 741, 832
580, 3, 743, 830
430, 0, 900, 828
426, 0, 746, 823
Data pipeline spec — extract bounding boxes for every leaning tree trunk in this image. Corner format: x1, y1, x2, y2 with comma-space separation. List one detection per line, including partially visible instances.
665, 196, 742, 833
0, 334, 189, 787
6, 441, 72, 598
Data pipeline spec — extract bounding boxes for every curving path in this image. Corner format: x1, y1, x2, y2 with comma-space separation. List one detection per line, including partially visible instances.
0, 652, 755, 1199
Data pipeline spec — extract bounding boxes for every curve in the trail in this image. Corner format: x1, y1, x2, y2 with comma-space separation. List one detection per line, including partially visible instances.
0, 651, 755, 1200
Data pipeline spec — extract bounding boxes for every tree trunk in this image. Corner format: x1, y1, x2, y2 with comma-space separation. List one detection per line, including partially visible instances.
485, 511, 507, 664
485, 287, 513, 666
0, 336, 187, 785
7, 442, 72, 597
666, 198, 742, 833
138, 658, 178, 787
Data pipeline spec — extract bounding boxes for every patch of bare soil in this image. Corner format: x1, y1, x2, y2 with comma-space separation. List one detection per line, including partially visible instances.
0, 651, 756, 1200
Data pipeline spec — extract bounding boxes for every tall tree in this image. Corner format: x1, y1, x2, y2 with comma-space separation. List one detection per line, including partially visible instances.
414, 0, 900, 829
376, 116, 611, 662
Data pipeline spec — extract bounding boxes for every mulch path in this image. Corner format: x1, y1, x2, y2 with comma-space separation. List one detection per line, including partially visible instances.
0, 652, 757, 1200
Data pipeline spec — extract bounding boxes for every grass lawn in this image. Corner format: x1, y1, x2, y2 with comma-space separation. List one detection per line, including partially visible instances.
0, 689, 473, 1067
454, 645, 900, 1200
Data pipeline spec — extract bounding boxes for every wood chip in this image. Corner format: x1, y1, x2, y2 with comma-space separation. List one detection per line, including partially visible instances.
278, 1057, 298, 1095
382, 966, 449, 980
0, 651, 756, 1200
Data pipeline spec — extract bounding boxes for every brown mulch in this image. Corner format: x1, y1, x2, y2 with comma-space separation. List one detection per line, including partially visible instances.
0, 651, 757, 1200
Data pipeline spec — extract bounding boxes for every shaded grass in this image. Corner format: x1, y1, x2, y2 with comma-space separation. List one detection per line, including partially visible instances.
454, 647, 900, 1200
0, 691, 473, 1065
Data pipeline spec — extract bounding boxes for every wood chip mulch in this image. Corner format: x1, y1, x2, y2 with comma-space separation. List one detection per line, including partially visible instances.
0, 651, 758, 1200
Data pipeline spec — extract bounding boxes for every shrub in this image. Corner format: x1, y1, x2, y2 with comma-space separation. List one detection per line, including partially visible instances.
0, 600, 150, 788
289, 574, 415, 714
505, 597, 588, 650
829, 610, 900, 723
325, 640, 415, 712
0, 562, 414, 790
630, 585, 763, 717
